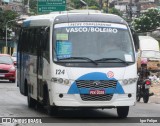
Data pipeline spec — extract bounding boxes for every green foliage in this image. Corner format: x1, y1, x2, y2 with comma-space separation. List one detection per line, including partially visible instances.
88, 6, 99, 10
108, 8, 122, 17
29, 0, 37, 15
131, 8, 160, 32
0, 10, 18, 39
23, 0, 37, 15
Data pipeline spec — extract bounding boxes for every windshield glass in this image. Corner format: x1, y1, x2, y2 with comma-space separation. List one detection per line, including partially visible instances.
53, 22, 134, 63
141, 51, 160, 59
0, 55, 13, 64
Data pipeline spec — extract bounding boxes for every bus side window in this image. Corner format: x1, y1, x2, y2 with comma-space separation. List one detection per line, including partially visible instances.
42, 28, 50, 62
30, 29, 35, 54
21, 29, 27, 52
33, 28, 39, 55
25, 29, 30, 52
28, 29, 34, 54
18, 28, 23, 52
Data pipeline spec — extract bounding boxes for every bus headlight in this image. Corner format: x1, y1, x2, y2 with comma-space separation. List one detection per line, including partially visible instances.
51, 78, 57, 82
58, 78, 63, 84
51, 77, 70, 85
64, 79, 69, 85
122, 79, 128, 85
122, 78, 137, 85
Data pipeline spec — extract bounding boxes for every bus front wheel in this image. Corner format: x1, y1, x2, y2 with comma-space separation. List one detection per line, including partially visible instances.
117, 106, 129, 118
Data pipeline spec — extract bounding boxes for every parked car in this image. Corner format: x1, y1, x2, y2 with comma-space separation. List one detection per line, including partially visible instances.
0, 54, 16, 83
11, 52, 17, 65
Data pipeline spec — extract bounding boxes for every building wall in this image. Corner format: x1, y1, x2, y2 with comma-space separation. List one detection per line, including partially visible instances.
0, 0, 23, 14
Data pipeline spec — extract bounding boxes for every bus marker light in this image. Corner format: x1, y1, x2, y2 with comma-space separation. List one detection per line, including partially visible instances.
122, 79, 128, 85
58, 78, 63, 83
64, 79, 69, 85
51, 78, 57, 82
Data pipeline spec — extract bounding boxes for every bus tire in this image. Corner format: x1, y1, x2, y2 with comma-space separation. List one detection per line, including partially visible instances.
117, 106, 129, 118
27, 85, 36, 108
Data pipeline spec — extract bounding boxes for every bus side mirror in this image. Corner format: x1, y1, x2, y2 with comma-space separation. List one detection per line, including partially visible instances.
131, 29, 139, 52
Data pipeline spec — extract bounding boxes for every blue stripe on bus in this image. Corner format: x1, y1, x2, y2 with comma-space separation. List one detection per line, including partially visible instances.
67, 72, 124, 94
23, 20, 31, 27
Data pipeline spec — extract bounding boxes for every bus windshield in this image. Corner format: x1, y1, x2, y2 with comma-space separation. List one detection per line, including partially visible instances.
53, 22, 134, 63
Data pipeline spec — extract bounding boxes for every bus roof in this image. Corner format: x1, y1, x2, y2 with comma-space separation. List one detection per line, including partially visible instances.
23, 10, 127, 27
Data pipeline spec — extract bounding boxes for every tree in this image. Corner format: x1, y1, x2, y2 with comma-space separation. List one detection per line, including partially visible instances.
131, 8, 160, 32
0, 10, 19, 39
23, 0, 37, 15
108, 7, 122, 17
29, 0, 37, 14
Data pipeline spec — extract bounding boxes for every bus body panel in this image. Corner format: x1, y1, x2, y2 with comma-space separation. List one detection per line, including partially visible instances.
48, 63, 137, 107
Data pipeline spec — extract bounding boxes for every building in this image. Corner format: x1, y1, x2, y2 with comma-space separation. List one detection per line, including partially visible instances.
0, 0, 23, 14
114, 0, 158, 11
0, 0, 24, 54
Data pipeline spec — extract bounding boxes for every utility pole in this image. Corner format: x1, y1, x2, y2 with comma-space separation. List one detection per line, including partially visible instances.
129, 0, 132, 21
99, 0, 102, 10
104, 0, 109, 13
27, 0, 30, 13
24, 0, 30, 14
135, 0, 141, 18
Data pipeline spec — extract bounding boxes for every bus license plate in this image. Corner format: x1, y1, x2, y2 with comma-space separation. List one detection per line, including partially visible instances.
89, 90, 105, 95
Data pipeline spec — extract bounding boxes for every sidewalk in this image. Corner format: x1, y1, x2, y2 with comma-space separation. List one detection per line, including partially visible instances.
149, 82, 160, 104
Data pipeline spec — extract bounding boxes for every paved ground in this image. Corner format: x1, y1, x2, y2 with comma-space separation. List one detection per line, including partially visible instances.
149, 82, 160, 104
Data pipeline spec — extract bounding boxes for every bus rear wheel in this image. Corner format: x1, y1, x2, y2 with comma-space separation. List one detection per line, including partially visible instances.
117, 106, 129, 118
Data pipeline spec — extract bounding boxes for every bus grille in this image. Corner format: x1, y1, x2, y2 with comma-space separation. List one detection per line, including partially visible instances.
80, 94, 113, 101
0, 69, 9, 73
76, 80, 117, 88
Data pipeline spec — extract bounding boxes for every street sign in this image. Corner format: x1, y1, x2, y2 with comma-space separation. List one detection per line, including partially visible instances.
38, 0, 66, 13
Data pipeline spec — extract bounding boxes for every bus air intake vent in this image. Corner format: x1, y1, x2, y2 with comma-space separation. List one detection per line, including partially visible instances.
76, 80, 117, 88
80, 94, 113, 101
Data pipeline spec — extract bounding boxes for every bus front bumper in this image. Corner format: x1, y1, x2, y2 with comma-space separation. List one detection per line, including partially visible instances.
51, 94, 136, 107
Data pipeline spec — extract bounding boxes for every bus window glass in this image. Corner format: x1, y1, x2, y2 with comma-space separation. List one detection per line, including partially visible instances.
53, 22, 134, 62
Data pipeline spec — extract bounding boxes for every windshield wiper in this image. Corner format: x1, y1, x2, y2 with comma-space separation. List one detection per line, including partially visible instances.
58, 57, 98, 65
95, 58, 129, 65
